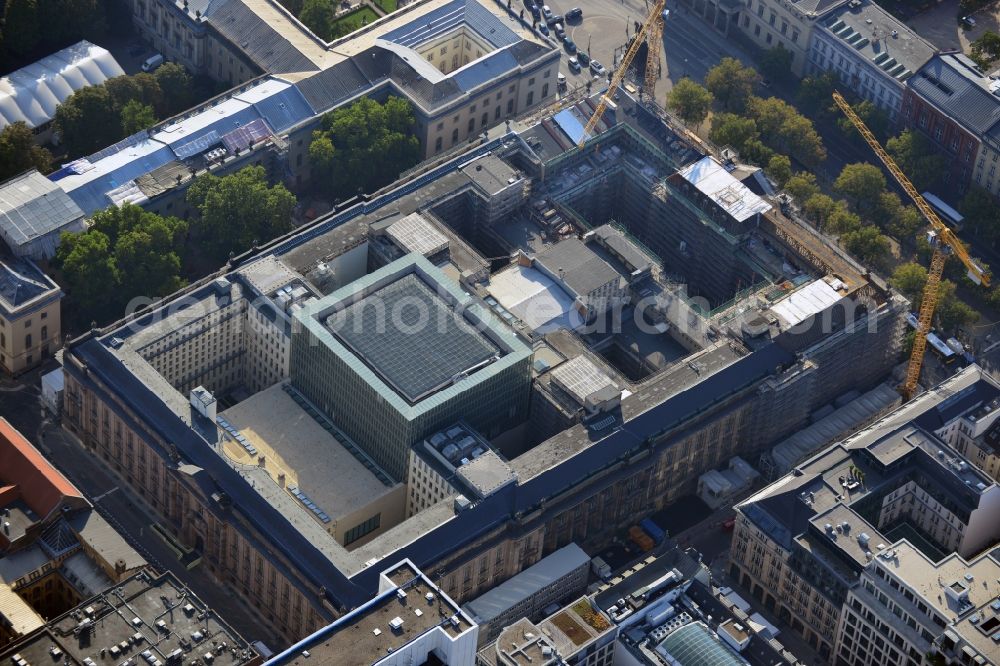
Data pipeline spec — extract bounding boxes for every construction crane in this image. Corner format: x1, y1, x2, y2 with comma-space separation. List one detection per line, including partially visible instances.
577, 0, 665, 148
832, 91, 990, 401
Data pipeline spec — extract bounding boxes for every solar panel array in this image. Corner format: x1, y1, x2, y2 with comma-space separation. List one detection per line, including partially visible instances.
174, 129, 222, 160
327, 273, 501, 403
216, 416, 257, 456
222, 118, 272, 154
287, 485, 331, 523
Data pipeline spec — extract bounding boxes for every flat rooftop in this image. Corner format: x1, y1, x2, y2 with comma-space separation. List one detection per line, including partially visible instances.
822, 1, 935, 82
0, 571, 257, 666
279, 566, 471, 665
219, 384, 397, 527
327, 272, 502, 403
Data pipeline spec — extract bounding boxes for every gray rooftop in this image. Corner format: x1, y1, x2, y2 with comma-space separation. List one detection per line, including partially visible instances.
590, 225, 653, 275
821, 1, 935, 83
0, 170, 84, 250
535, 238, 625, 298
463, 543, 589, 623
658, 621, 748, 666
909, 54, 1000, 136
326, 272, 502, 403
0, 570, 258, 666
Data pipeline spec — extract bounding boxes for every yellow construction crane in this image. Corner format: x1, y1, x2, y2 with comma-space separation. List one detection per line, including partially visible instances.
832, 91, 989, 401
577, 0, 665, 148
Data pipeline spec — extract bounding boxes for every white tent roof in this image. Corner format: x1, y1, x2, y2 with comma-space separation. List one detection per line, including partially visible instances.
0, 40, 125, 130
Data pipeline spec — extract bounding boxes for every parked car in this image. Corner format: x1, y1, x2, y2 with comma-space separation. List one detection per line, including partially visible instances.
542, 4, 552, 18
546, 13, 562, 26
565, 7, 582, 21
530, 4, 540, 18
141, 53, 165, 72
557, 72, 567, 87
553, 23, 565, 38
590, 60, 606, 76
963, 14, 976, 27
567, 57, 581, 73
563, 37, 577, 53
538, 22, 549, 35
576, 51, 590, 66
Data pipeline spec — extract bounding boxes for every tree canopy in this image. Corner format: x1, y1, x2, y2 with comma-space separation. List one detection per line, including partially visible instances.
704, 58, 757, 113
834, 163, 887, 214
120, 100, 156, 135
1, 0, 110, 69
55, 204, 187, 324
747, 96, 826, 167
666, 79, 713, 127
186, 165, 297, 264
300, 0, 333, 40
890, 262, 929, 303
795, 72, 837, 118
154, 63, 195, 117
783, 172, 820, 202
759, 46, 793, 83
308, 96, 421, 199
886, 130, 945, 192
0, 122, 52, 180
841, 225, 891, 268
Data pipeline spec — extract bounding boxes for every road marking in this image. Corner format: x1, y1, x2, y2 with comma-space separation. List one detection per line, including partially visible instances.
92, 486, 119, 502
983, 339, 1000, 354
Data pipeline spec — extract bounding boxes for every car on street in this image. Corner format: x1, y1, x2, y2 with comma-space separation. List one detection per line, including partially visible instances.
563, 37, 577, 53
546, 13, 562, 26
590, 60, 606, 76
557, 72, 567, 87
538, 23, 549, 35
565, 7, 582, 21
567, 57, 581, 72
542, 4, 552, 18
576, 51, 590, 66
554, 23, 565, 38
963, 15, 976, 27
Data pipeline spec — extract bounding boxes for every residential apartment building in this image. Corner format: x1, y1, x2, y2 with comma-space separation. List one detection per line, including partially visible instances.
806, 0, 934, 121
901, 54, 1000, 195
0, 256, 62, 376
731, 366, 1000, 662
734, 0, 850, 77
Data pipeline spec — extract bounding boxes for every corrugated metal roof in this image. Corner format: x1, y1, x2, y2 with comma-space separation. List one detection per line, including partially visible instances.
241, 81, 315, 132
206, 0, 319, 75
909, 54, 1000, 136
294, 60, 372, 114
0, 170, 84, 250
453, 49, 519, 92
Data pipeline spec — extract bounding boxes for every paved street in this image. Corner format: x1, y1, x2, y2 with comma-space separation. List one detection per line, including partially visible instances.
0, 375, 284, 651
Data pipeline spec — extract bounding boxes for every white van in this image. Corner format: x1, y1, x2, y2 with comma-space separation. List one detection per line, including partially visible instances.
141, 53, 165, 73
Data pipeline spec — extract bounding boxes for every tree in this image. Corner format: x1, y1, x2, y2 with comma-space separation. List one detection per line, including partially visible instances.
55, 229, 120, 321
3, 0, 40, 59
759, 45, 793, 83
0, 122, 52, 180
299, 0, 333, 40
891, 262, 928, 303
704, 58, 757, 113
876, 192, 924, 241
841, 225, 891, 266
795, 72, 837, 117
281, 0, 305, 14
827, 206, 862, 235
962, 186, 1000, 245
834, 163, 887, 213
666, 79, 713, 128
783, 172, 820, 202
120, 100, 156, 135
886, 130, 946, 192
114, 216, 188, 297
837, 100, 889, 144
748, 96, 826, 167
154, 63, 194, 116
936, 280, 979, 331
802, 193, 837, 229
971, 31, 1000, 68
708, 113, 758, 153
187, 166, 296, 264
765, 154, 791, 188
309, 96, 421, 198
54, 85, 121, 157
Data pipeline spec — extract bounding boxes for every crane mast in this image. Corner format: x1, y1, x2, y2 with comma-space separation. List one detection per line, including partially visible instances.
578, 0, 665, 148
832, 91, 988, 400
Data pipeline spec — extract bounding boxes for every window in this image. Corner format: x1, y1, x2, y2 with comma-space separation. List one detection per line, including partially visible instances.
792, 29, 799, 42
781, 20, 787, 34
769, 11, 776, 25
527, 91, 534, 105
25, 334, 32, 349
344, 514, 382, 545
528, 77, 536, 86
41, 326, 47, 341
481, 112, 488, 127
542, 83, 549, 98
451, 128, 459, 144
1, 333, 5, 348
435, 136, 443, 152
40, 312, 47, 320
468, 117, 475, 133
755, 24, 761, 36
757, 4, 763, 16
24, 319, 30, 329
507, 99, 514, 114
766, 32, 772, 44
437, 122, 444, 131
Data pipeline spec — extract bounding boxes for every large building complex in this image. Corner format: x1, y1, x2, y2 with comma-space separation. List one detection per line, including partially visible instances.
58, 93, 909, 650
730, 365, 1000, 663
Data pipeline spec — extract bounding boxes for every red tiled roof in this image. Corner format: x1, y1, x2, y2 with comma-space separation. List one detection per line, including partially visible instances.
0, 418, 84, 518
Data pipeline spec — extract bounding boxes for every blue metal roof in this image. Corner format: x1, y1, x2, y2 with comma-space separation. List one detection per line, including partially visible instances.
250, 83, 315, 133
163, 104, 263, 160
553, 108, 588, 145
381, 0, 520, 49
453, 49, 518, 92
173, 130, 222, 160
63, 143, 176, 214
